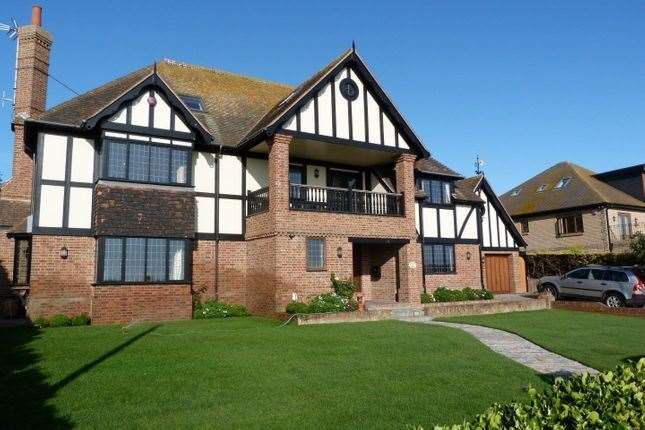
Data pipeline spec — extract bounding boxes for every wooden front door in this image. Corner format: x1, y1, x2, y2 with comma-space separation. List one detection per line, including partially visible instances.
485, 254, 512, 293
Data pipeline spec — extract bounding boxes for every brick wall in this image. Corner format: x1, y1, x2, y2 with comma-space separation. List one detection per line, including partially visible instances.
192, 239, 247, 305
358, 243, 398, 301
28, 235, 95, 318
245, 236, 276, 313
94, 183, 195, 238
424, 244, 482, 291
516, 208, 610, 253
3, 24, 52, 200
91, 284, 192, 324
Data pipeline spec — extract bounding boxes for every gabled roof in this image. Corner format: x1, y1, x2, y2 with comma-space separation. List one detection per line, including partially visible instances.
453, 175, 484, 203
416, 157, 463, 178
35, 60, 294, 147
33, 49, 429, 156
500, 161, 645, 217
458, 175, 526, 247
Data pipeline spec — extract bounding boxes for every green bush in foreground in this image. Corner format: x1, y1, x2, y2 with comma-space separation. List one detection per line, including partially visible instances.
429, 287, 494, 303
421, 292, 436, 303
193, 300, 249, 319
286, 301, 310, 314
285, 274, 359, 314
33, 313, 90, 328
428, 358, 645, 430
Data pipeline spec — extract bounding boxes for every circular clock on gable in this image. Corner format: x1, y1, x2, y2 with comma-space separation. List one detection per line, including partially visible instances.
339, 78, 359, 101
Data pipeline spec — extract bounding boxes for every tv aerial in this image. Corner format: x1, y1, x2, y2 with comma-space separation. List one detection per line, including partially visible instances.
475, 155, 485, 175
0, 17, 18, 109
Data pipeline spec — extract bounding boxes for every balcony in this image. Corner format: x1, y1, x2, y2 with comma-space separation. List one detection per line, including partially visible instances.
247, 184, 403, 217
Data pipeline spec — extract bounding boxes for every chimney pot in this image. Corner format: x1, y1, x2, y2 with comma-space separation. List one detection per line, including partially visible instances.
31, 5, 42, 26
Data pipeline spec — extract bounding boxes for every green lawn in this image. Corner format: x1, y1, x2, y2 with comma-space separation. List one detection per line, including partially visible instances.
0, 318, 548, 429
440, 309, 645, 371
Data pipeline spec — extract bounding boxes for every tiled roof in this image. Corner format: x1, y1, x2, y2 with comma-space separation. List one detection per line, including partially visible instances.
500, 161, 645, 217
37, 60, 295, 147
453, 175, 484, 203
415, 157, 463, 178
0, 198, 31, 228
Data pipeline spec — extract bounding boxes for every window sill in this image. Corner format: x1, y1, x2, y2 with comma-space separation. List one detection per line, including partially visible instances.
557, 233, 584, 238
93, 281, 191, 287
306, 268, 327, 273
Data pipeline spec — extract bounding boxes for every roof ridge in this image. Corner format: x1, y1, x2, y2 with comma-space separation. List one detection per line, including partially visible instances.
161, 58, 293, 89
568, 164, 609, 203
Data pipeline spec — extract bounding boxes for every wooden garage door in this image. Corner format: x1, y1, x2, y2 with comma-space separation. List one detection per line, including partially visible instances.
485, 255, 512, 293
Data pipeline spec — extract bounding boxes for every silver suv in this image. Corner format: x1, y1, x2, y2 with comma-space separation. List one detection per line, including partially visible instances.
538, 265, 645, 308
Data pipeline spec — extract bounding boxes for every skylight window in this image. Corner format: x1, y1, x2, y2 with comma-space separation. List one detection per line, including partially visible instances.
536, 184, 548, 193
554, 177, 572, 189
180, 95, 204, 111
510, 189, 521, 197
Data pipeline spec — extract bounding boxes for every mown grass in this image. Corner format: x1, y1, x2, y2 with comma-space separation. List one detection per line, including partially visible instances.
440, 309, 645, 371
0, 318, 548, 429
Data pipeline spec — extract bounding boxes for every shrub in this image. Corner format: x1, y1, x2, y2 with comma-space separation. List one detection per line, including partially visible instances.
307, 293, 347, 314
70, 314, 91, 326
631, 232, 645, 262
193, 300, 249, 319
33, 317, 49, 328
330, 274, 357, 300
286, 301, 310, 314
48, 314, 72, 327
431, 287, 493, 302
431, 358, 645, 430
420, 292, 435, 303
526, 253, 641, 279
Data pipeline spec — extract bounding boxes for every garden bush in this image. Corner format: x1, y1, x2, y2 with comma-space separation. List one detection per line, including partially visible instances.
193, 300, 250, 319
421, 292, 435, 303
307, 293, 348, 314
330, 274, 357, 299
430, 287, 494, 303
48, 314, 73, 327
526, 253, 641, 279
431, 358, 645, 430
285, 301, 310, 314
70, 314, 91, 326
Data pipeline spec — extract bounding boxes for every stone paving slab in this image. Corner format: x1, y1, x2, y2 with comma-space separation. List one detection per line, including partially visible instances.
419, 320, 598, 377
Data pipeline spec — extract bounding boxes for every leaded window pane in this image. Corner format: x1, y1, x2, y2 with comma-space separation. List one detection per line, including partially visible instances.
149, 146, 170, 183
103, 238, 123, 282
171, 150, 188, 184
168, 240, 186, 281
145, 238, 167, 282
107, 141, 127, 179
128, 144, 150, 181
124, 238, 146, 282
306, 238, 325, 269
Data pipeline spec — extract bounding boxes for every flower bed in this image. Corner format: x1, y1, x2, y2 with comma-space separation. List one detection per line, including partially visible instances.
286, 274, 358, 314
421, 287, 494, 304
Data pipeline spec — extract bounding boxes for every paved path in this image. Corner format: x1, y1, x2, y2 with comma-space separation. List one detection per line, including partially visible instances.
418, 320, 598, 377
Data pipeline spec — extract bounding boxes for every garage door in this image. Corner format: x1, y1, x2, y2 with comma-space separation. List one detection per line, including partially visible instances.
485, 255, 512, 293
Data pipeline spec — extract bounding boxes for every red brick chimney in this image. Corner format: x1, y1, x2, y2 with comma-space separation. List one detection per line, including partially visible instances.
2, 5, 53, 200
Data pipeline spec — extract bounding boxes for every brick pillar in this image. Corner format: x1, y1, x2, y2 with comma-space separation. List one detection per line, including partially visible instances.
2, 21, 53, 200
394, 153, 422, 303
267, 133, 292, 231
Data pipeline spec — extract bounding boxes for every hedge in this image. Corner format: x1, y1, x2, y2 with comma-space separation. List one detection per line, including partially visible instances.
427, 358, 645, 430
525, 253, 642, 279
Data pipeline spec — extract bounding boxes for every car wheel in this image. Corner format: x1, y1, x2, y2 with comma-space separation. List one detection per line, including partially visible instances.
543, 284, 558, 300
604, 293, 625, 308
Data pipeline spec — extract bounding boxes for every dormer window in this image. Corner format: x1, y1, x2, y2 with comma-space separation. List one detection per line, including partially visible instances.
536, 184, 547, 193
554, 177, 571, 189
180, 95, 204, 111
510, 189, 521, 197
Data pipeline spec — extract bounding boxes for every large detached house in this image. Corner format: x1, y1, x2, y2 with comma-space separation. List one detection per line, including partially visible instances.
0, 7, 525, 323
501, 162, 645, 254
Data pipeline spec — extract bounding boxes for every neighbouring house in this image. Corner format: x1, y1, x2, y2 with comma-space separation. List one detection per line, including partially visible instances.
0, 6, 525, 324
500, 162, 645, 254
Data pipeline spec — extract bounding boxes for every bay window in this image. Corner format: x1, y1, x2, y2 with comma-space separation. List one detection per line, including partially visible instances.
99, 237, 189, 283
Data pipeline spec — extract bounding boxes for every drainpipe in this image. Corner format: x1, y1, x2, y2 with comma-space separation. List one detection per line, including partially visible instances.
605, 206, 613, 253
214, 143, 223, 299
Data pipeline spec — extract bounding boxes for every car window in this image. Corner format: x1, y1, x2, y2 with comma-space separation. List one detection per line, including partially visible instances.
590, 269, 606, 280
568, 269, 590, 279
605, 270, 629, 283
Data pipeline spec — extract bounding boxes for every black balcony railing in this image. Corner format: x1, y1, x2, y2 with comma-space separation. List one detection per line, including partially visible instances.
289, 184, 403, 216
247, 187, 269, 216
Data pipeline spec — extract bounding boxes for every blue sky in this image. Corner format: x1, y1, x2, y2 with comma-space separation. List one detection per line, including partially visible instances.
1, 1, 643, 193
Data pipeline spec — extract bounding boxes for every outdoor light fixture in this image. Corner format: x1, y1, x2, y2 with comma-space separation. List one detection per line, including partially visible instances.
466, 251, 471, 260
314, 168, 320, 178
147, 94, 157, 107
336, 247, 343, 258
59, 246, 69, 259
